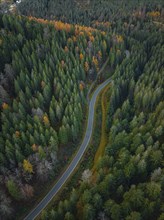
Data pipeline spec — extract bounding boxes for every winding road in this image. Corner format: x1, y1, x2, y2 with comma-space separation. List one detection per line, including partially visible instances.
24, 77, 111, 220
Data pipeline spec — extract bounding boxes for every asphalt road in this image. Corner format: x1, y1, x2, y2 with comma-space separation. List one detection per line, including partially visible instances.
24, 77, 111, 220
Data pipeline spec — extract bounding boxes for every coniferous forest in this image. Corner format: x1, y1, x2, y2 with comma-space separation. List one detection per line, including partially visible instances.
0, 0, 163, 219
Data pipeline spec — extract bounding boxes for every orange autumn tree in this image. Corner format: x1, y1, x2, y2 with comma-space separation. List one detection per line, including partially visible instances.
92, 56, 99, 71
32, 144, 38, 152
80, 53, 84, 61
28, 16, 107, 39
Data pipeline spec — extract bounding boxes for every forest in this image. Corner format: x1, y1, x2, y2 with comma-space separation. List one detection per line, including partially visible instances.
0, 0, 163, 219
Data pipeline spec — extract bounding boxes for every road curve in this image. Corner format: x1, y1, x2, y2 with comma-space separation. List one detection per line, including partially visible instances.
24, 78, 111, 220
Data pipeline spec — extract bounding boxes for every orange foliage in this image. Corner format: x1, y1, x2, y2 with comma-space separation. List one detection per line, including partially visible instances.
32, 144, 38, 152
93, 21, 111, 28
74, 24, 99, 37
55, 21, 71, 32
79, 31, 84, 36
28, 16, 107, 39
28, 17, 72, 32
80, 53, 84, 61
89, 35, 95, 42
2, 103, 9, 110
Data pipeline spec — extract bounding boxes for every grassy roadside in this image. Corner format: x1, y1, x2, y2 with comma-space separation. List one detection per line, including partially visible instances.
92, 83, 111, 172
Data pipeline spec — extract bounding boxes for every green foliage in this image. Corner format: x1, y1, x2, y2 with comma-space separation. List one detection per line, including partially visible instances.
0, 0, 163, 219
43, 1, 164, 219
6, 180, 21, 201
0, 9, 110, 217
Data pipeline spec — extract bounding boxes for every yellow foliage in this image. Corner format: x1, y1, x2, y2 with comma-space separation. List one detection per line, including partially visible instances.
98, 51, 102, 60
0, 38, 2, 45
79, 83, 84, 91
43, 115, 50, 126
147, 11, 160, 17
92, 56, 99, 72
84, 61, 89, 72
103, 40, 107, 50
2, 103, 9, 110
92, 56, 98, 66
23, 159, 33, 173
88, 31, 92, 37
116, 35, 123, 43
101, 31, 106, 36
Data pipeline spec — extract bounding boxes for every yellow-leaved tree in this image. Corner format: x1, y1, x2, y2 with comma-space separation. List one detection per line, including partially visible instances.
23, 159, 33, 173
